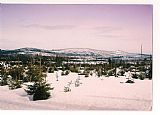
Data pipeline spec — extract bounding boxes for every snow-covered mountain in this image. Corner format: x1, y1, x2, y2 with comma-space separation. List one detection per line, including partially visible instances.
0, 47, 151, 60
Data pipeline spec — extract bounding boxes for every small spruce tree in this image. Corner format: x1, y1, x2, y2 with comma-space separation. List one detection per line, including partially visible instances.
25, 62, 53, 101
25, 81, 53, 101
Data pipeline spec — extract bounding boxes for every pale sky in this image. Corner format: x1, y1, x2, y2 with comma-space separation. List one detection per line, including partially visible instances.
0, 4, 152, 54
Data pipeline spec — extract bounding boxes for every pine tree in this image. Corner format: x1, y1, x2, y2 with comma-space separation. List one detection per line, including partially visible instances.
25, 54, 53, 101
25, 81, 53, 101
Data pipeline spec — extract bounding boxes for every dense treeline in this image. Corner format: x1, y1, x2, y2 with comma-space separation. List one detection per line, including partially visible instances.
0, 54, 68, 66
0, 54, 152, 78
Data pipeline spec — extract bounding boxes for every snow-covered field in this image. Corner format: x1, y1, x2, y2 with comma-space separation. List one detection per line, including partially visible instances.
0, 72, 152, 110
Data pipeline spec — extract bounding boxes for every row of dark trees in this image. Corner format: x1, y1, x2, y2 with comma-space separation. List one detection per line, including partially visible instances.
0, 54, 152, 79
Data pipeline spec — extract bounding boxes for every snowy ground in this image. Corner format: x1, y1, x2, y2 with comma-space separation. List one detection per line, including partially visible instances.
0, 72, 152, 110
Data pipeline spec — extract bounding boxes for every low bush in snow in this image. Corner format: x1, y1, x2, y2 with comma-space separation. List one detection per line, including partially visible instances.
132, 73, 139, 79
9, 80, 22, 90
48, 67, 54, 73
125, 79, 135, 83
0, 76, 8, 86
90, 72, 93, 76
138, 73, 145, 80
108, 71, 114, 76
64, 86, 71, 92
85, 73, 89, 77
65, 70, 70, 75
61, 70, 70, 76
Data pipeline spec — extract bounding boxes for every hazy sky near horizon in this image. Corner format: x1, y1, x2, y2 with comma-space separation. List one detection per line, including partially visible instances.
0, 4, 152, 53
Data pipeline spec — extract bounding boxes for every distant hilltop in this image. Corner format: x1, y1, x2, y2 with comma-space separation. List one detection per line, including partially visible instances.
0, 47, 152, 60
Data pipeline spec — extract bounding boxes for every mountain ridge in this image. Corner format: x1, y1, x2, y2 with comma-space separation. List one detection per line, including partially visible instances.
0, 47, 151, 60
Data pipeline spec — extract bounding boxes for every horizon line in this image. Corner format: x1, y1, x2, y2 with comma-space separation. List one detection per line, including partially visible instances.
0, 47, 152, 55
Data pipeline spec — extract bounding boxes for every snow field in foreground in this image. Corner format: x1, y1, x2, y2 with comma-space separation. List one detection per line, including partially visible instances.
0, 72, 152, 110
